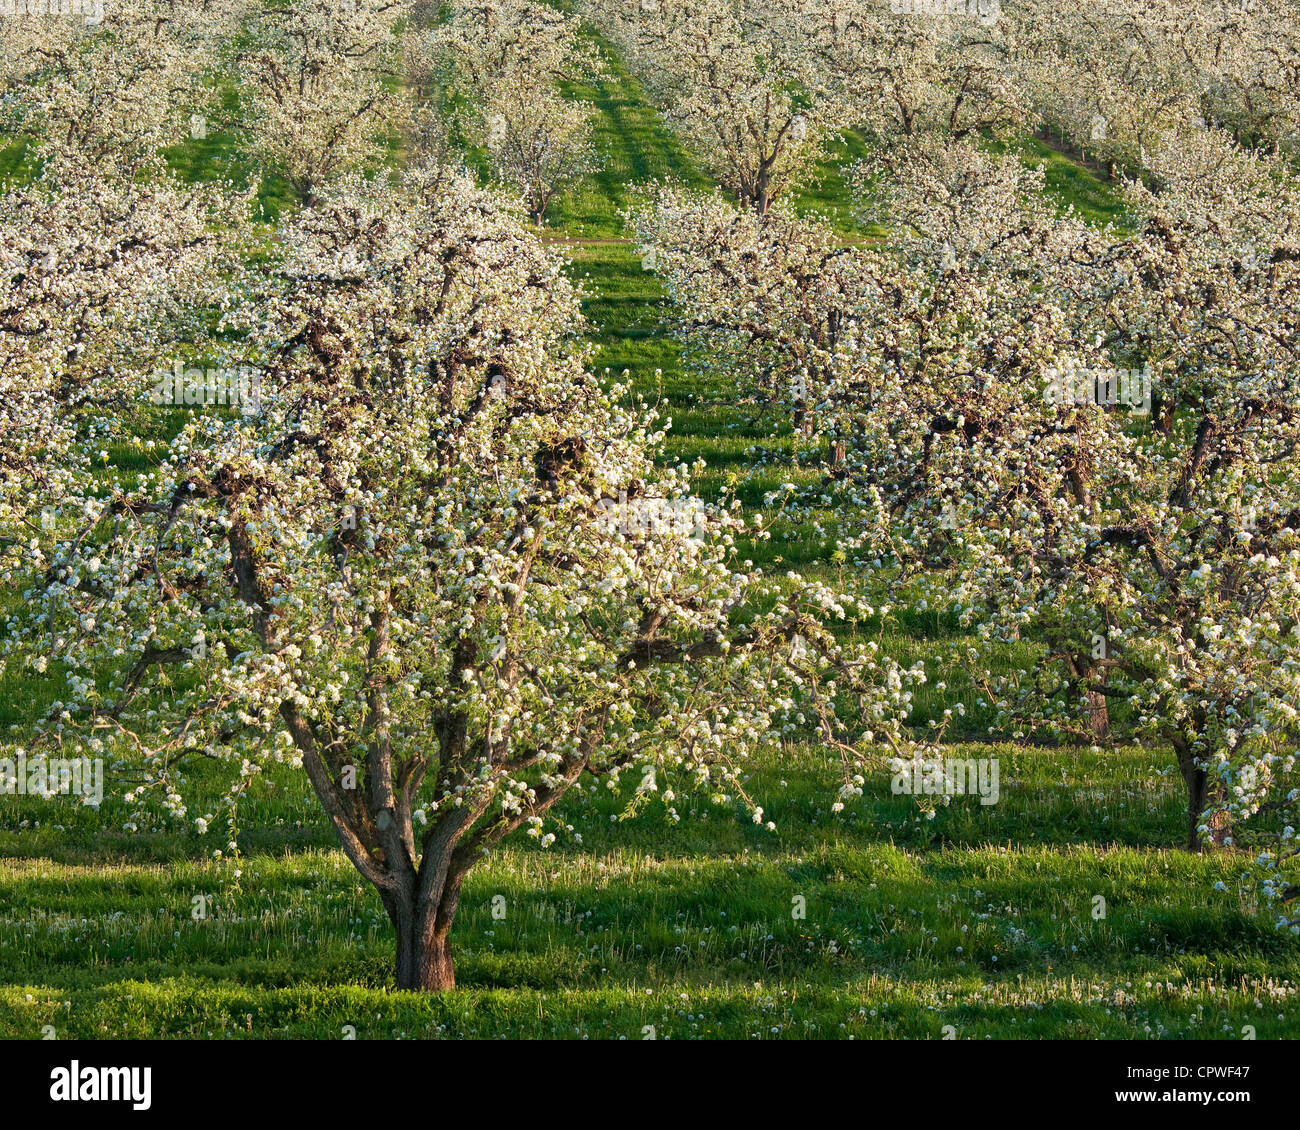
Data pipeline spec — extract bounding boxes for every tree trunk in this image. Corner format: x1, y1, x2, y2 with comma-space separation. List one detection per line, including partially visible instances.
395, 922, 455, 991
1153, 390, 1175, 436
1068, 654, 1110, 741
754, 167, 773, 216
1085, 687, 1111, 741
1179, 758, 1232, 852
385, 876, 462, 991
1086, 658, 1110, 741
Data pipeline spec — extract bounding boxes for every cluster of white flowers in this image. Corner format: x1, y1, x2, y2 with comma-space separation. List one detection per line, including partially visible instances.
630, 20, 1300, 912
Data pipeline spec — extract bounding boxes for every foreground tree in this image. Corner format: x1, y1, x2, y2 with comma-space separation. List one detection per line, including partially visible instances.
2, 166, 920, 989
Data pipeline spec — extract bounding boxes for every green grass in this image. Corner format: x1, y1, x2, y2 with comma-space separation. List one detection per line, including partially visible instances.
790, 127, 883, 238
548, 28, 713, 238
1, 20, 1296, 1042
1, 743, 1295, 1039
995, 135, 1131, 230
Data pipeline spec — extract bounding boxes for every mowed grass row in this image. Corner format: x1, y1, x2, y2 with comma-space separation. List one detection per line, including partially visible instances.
1, 742, 1295, 1039
2, 19, 1297, 1040
0, 779, 1294, 1039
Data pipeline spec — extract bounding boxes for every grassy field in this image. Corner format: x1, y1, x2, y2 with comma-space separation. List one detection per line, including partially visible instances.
2, 742, 1295, 1039
2, 26, 1297, 1041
